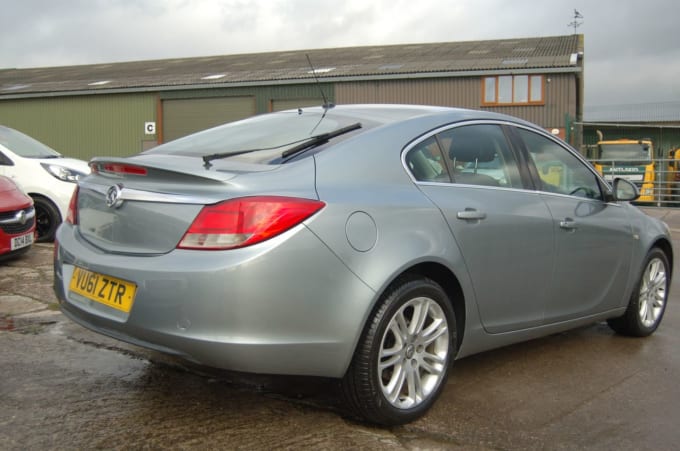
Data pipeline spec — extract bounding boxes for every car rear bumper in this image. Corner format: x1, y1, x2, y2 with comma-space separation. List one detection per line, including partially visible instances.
54, 223, 376, 378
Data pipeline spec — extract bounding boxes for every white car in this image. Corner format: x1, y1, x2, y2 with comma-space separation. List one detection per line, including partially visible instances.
0, 125, 90, 241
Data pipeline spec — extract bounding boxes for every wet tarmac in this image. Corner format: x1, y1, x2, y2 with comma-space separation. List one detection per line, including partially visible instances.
2, 217, 680, 449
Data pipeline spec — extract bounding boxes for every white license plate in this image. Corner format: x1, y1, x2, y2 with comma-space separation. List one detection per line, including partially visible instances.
11, 232, 34, 250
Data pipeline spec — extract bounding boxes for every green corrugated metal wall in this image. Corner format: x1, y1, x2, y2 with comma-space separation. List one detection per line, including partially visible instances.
159, 84, 332, 114
162, 96, 256, 142
0, 84, 333, 160
0, 93, 157, 159
271, 98, 321, 112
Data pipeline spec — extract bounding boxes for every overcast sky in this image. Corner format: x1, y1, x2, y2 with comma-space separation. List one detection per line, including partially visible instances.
2, 0, 679, 108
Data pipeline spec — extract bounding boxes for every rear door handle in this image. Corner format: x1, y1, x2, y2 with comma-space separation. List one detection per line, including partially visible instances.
559, 218, 578, 230
457, 209, 487, 221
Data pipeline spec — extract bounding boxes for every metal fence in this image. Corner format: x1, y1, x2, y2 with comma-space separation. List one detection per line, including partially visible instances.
587, 157, 680, 207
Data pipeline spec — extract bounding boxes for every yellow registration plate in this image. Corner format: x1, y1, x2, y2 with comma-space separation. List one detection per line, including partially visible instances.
69, 266, 137, 313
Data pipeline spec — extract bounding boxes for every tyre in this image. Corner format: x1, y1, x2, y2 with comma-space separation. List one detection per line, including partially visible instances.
607, 248, 670, 337
341, 276, 457, 426
32, 196, 62, 242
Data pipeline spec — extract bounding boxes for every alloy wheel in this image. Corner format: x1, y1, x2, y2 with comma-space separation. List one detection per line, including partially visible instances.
638, 257, 667, 328
378, 296, 449, 409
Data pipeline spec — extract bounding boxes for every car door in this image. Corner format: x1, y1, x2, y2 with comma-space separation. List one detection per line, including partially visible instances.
513, 126, 634, 323
406, 123, 555, 334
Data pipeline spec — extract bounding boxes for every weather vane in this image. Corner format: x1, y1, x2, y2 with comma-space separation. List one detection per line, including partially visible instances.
568, 9, 583, 34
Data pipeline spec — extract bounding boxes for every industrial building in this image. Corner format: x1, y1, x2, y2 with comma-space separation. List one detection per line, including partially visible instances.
0, 34, 584, 160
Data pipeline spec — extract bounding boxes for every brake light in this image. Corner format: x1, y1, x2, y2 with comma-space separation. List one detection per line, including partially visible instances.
178, 196, 325, 250
91, 162, 148, 176
66, 186, 79, 225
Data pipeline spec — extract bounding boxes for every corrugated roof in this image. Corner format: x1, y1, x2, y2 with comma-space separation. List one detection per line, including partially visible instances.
0, 34, 582, 98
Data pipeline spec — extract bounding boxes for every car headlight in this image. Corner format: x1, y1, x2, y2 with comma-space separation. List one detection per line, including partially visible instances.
40, 163, 86, 183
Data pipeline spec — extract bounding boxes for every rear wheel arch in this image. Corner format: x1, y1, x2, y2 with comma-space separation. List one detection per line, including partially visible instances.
341, 263, 465, 425
375, 262, 466, 352
406, 263, 466, 351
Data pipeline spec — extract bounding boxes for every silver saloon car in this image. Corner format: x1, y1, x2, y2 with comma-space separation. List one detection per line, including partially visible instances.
54, 105, 672, 425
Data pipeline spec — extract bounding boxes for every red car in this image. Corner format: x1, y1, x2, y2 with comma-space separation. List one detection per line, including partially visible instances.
0, 176, 35, 260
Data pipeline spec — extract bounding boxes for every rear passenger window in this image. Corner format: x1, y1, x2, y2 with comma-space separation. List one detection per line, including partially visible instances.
439, 124, 522, 188
405, 136, 450, 182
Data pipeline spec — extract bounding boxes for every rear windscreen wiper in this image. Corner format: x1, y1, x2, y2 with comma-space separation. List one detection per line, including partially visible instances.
202, 122, 362, 168
280, 122, 362, 159
203, 145, 280, 167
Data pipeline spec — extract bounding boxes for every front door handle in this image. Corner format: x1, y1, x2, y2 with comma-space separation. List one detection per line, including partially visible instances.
457, 209, 487, 221
559, 218, 578, 230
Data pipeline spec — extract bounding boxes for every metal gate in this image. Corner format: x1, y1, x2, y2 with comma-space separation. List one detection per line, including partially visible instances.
587, 156, 680, 207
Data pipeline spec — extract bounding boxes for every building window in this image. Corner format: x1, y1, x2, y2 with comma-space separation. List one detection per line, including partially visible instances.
482, 75, 544, 105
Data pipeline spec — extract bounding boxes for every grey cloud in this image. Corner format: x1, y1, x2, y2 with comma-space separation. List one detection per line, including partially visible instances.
1, 0, 678, 107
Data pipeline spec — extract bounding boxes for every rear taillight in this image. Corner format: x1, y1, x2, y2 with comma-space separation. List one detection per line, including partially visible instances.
178, 196, 325, 250
65, 186, 79, 225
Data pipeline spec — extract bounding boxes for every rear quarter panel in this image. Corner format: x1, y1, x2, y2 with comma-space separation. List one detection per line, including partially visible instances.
308, 118, 480, 350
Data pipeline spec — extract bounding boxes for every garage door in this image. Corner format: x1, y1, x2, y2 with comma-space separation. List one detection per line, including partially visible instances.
162, 96, 256, 142
271, 98, 322, 112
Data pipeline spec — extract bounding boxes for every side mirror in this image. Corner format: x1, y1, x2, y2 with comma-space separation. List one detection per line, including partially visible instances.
612, 177, 640, 202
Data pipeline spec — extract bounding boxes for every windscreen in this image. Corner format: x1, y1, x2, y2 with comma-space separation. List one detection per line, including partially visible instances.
143, 109, 372, 164
0, 126, 61, 158
599, 143, 651, 162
